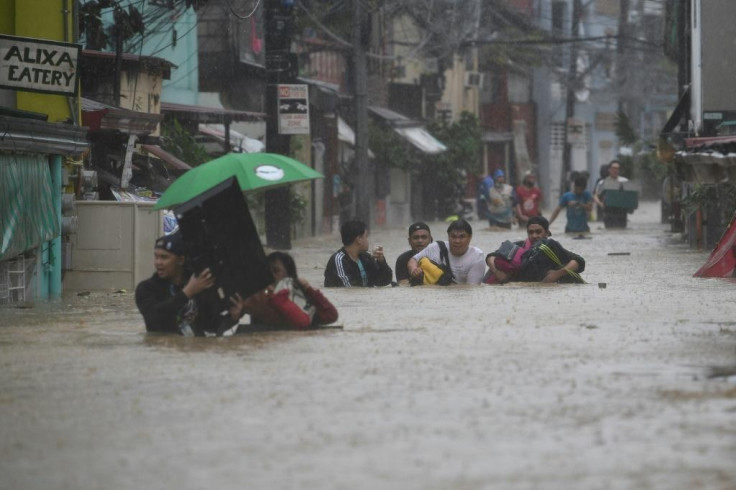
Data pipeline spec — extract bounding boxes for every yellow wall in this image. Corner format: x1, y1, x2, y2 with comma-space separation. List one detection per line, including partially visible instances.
2, 0, 76, 123
0, 0, 15, 34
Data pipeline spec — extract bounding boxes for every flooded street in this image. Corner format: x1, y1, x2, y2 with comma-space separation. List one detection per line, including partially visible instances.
1, 201, 735, 490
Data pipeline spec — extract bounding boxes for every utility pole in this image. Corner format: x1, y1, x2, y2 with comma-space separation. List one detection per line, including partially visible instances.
617, 0, 630, 114
560, 0, 582, 194
264, 0, 295, 249
352, 0, 371, 223
113, 15, 123, 107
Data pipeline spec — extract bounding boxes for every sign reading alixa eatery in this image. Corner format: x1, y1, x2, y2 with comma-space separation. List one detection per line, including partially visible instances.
0, 34, 81, 96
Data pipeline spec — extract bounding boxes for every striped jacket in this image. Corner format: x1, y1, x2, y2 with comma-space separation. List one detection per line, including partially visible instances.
324, 248, 393, 287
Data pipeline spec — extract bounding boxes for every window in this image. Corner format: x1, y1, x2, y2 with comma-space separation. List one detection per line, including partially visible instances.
508, 74, 530, 103
551, 1, 566, 34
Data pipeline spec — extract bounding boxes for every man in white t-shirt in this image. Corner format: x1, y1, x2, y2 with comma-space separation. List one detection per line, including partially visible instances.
407, 219, 486, 285
593, 160, 630, 228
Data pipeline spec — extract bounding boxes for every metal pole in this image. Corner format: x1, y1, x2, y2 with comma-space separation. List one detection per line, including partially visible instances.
353, 0, 371, 224
264, 0, 293, 249
50, 155, 62, 299
560, 0, 582, 195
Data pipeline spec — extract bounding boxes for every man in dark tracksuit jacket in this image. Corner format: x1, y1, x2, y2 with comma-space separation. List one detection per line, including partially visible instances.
324, 220, 393, 287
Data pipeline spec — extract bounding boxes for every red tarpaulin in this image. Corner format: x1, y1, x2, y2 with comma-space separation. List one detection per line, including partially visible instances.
693, 212, 736, 278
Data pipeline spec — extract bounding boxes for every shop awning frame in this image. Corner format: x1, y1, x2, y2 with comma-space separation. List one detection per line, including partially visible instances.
161, 102, 266, 124
368, 106, 447, 154
82, 97, 162, 136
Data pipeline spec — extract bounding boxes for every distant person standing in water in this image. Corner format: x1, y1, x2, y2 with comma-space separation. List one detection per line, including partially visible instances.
594, 160, 629, 229
549, 176, 593, 234
515, 170, 543, 226
487, 169, 516, 229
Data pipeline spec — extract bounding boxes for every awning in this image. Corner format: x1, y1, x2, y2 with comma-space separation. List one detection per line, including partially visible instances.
394, 126, 447, 154
674, 135, 736, 184
139, 144, 192, 170
338, 116, 355, 145
161, 102, 265, 124
82, 97, 162, 135
368, 106, 447, 154
0, 115, 88, 154
298, 77, 341, 94
483, 131, 513, 143
337, 117, 375, 158
198, 124, 265, 153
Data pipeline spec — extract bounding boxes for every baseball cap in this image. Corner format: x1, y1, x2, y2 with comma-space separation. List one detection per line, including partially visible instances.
154, 230, 185, 255
408, 222, 431, 236
493, 169, 505, 178
526, 216, 552, 236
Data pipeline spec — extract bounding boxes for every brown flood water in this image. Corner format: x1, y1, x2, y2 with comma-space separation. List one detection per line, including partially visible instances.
1, 202, 735, 490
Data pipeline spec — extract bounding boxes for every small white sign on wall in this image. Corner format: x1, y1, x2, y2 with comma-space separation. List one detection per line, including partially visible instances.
277, 84, 310, 135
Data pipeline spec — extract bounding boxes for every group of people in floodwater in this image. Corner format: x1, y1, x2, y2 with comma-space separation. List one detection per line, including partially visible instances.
136, 161, 635, 336
135, 215, 584, 337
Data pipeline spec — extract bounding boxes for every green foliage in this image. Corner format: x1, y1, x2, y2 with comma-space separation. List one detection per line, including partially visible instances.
426, 112, 482, 175
615, 111, 638, 146
160, 119, 210, 167
79, 1, 144, 50
681, 183, 736, 219
368, 122, 412, 171
423, 112, 482, 218
79, 0, 208, 50
636, 151, 668, 198
616, 154, 635, 181
289, 188, 308, 225
614, 111, 669, 199
246, 187, 307, 229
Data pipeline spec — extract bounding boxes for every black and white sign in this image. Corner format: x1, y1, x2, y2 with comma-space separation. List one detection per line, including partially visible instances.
0, 34, 81, 96
277, 84, 310, 135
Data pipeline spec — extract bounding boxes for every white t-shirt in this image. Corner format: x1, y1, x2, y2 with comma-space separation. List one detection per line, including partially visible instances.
596, 176, 629, 195
413, 241, 486, 285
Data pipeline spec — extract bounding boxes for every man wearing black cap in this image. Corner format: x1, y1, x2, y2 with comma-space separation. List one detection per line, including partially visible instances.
485, 216, 585, 283
135, 231, 245, 336
518, 217, 585, 283
395, 222, 433, 286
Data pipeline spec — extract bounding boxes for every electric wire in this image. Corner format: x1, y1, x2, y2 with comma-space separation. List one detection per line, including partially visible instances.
223, 0, 261, 20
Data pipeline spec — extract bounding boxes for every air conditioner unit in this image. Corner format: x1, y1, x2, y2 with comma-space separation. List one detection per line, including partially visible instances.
464, 72, 484, 88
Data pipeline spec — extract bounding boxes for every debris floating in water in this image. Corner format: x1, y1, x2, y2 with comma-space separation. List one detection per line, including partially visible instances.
607, 252, 631, 256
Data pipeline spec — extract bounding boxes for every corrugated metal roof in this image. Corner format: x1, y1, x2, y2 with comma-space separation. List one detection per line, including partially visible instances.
161, 103, 266, 124
0, 116, 88, 154
81, 97, 162, 135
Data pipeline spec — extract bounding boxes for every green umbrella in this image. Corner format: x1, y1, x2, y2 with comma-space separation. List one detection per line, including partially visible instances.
153, 152, 323, 210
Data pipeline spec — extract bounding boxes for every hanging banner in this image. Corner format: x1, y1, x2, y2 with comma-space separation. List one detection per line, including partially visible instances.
0, 34, 81, 96
277, 84, 310, 135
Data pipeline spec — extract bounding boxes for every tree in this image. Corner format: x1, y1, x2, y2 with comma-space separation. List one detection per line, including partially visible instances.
422, 112, 481, 219
78, 0, 211, 51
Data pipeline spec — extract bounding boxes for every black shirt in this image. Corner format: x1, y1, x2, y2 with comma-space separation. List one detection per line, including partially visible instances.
395, 249, 423, 286
135, 273, 231, 335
